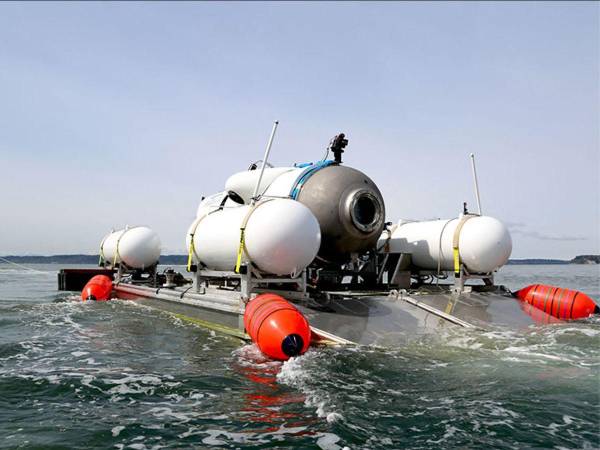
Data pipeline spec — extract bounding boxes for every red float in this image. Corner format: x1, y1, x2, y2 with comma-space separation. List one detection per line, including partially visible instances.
515, 284, 598, 320
244, 293, 311, 361
81, 275, 113, 301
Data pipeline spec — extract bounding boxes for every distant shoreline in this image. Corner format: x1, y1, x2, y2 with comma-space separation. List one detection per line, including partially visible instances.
1, 254, 598, 265
507, 255, 600, 265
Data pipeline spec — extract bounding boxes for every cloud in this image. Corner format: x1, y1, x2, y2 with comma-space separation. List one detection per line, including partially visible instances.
506, 223, 587, 242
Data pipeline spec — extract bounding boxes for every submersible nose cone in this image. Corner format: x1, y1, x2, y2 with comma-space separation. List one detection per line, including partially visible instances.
281, 334, 304, 358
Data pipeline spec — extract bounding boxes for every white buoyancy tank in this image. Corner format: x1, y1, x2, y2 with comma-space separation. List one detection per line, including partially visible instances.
225, 167, 296, 203
186, 198, 321, 276
101, 226, 161, 269
379, 215, 512, 273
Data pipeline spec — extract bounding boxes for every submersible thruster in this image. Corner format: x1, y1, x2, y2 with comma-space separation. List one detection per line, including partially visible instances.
62, 126, 599, 361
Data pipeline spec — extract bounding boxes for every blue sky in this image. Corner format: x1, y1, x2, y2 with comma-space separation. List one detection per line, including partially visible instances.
0, 2, 598, 258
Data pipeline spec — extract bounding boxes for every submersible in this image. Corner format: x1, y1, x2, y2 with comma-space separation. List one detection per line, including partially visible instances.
224, 133, 386, 264
58, 124, 599, 360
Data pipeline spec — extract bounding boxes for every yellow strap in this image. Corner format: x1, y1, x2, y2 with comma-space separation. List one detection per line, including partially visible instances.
453, 247, 461, 274
234, 199, 274, 274
452, 214, 477, 274
186, 237, 195, 272
234, 228, 246, 274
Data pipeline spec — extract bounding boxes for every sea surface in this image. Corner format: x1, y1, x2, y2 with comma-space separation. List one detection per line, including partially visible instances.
0, 263, 598, 449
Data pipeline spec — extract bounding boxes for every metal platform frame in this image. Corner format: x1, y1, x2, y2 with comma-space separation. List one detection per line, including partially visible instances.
193, 264, 308, 301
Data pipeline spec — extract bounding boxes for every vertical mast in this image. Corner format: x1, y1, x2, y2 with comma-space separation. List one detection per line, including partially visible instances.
470, 153, 482, 215
251, 120, 279, 205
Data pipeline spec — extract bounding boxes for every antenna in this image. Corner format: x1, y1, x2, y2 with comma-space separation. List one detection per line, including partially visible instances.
470, 153, 482, 215
251, 121, 279, 204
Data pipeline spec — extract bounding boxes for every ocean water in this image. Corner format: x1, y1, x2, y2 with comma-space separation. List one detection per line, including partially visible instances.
0, 263, 598, 449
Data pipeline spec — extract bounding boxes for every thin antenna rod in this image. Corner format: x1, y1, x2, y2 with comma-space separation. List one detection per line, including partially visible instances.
470, 153, 482, 215
251, 120, 279, 204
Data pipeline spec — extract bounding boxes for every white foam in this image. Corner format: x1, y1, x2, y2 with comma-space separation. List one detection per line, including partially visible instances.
426, 424, 460, 444
326, 412, 343, 423
200, 429, 265, 446
557, 327, 600, 338
143, 406, 193, 423
201, 431, 227, 446
232, 344, 281, 369
277, 351, 344, 423
127, 444, 146, 450
316, 432, 344, 450
504, 346, 574, 363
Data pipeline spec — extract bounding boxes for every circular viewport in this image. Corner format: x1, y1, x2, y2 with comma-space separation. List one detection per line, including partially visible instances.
350, 192, 381, 233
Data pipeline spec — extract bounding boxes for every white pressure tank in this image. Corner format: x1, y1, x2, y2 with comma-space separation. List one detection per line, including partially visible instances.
186, 198, 321, 276
101, 226, 161, 269
379, 215, 512, 274
225, 167, 295, 203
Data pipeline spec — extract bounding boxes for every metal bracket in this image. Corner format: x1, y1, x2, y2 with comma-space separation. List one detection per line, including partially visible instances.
452, 265, 494, 294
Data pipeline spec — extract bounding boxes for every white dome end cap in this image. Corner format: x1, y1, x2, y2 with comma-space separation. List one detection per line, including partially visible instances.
245, 199, 321, 276
119, 226, 162, 269
459, 216, 512, 273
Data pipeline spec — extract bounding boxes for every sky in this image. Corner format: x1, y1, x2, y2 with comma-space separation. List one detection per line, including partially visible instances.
0, 2, 598, 259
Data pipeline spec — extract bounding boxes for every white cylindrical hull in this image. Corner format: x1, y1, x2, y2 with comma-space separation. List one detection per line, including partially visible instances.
380, 216, 512, 273
102, 226, 161, 269
187, 199, 321, 276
